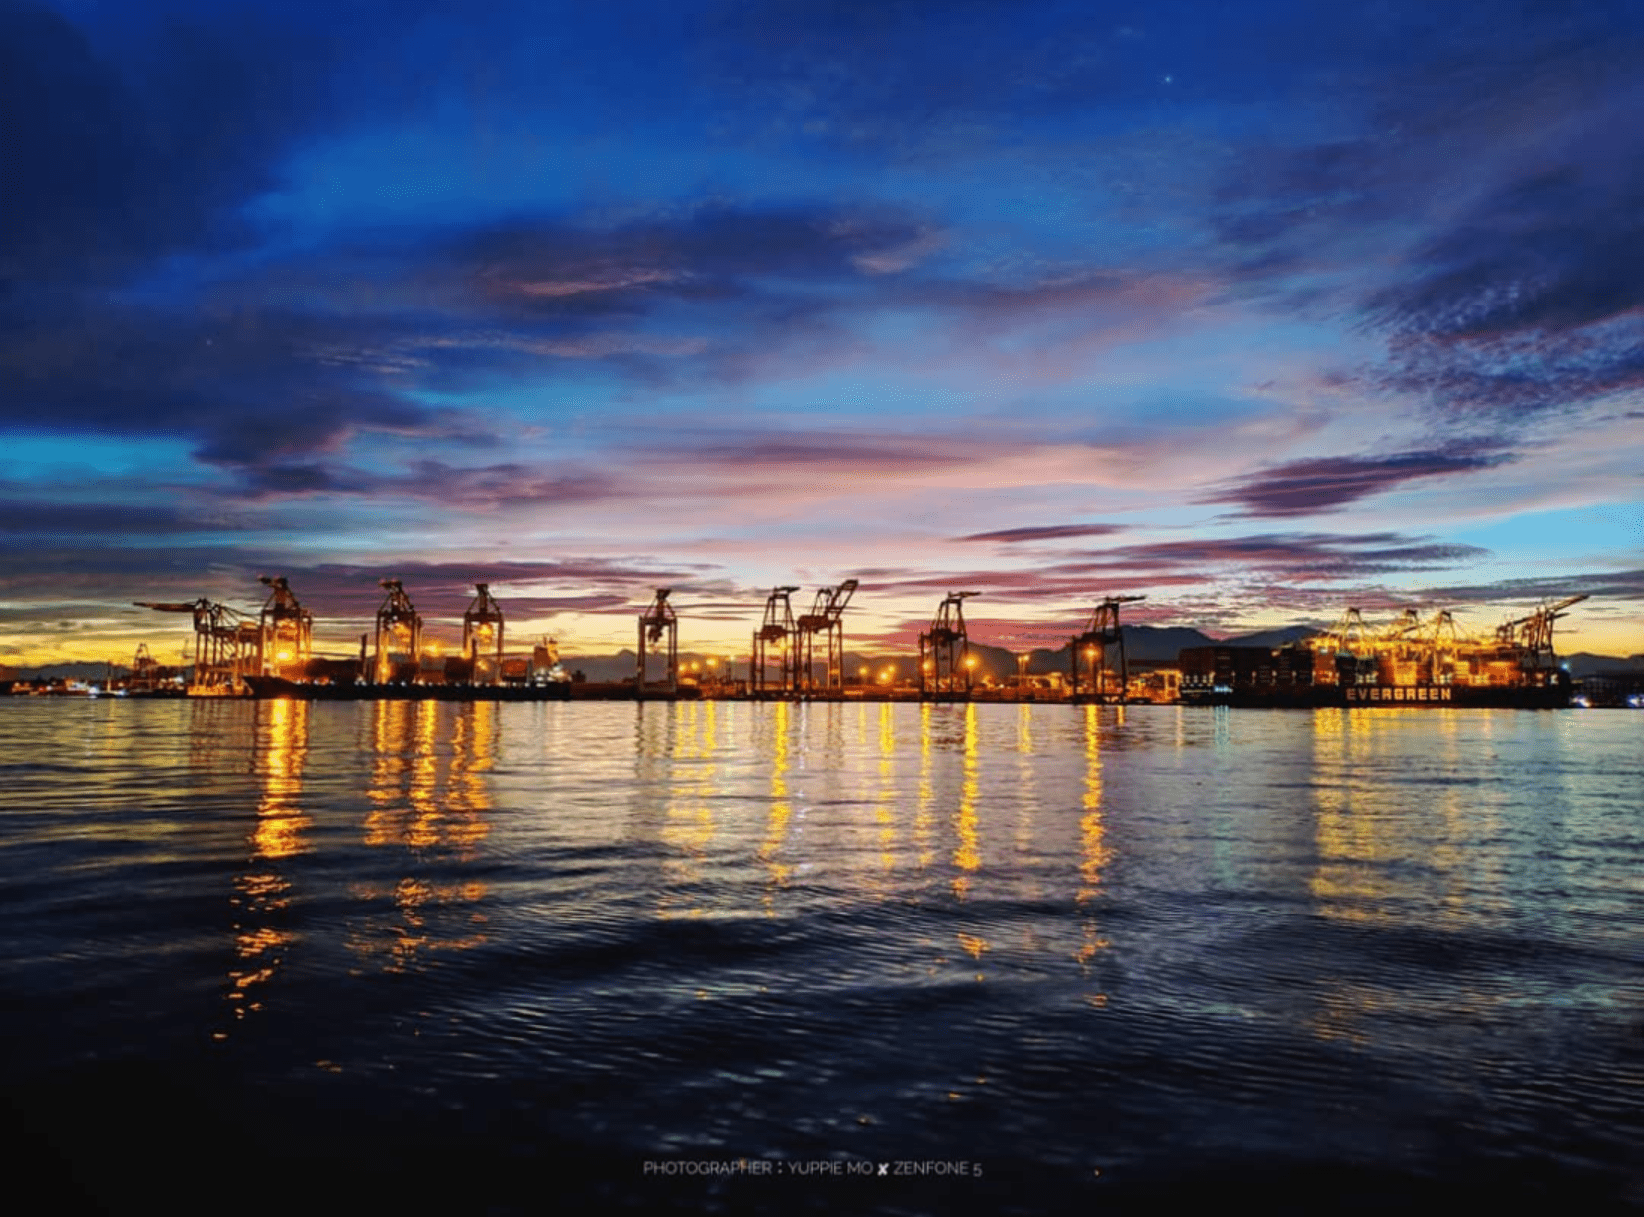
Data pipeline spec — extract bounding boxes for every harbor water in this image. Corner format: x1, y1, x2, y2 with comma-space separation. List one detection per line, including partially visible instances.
1, 699, 1640, 1213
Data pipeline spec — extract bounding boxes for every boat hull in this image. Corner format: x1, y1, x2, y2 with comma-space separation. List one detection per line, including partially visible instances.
1180, 680, 1571, 709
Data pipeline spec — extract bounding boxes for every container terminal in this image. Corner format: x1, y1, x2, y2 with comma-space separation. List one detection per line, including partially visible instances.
5, 577, 1611, 708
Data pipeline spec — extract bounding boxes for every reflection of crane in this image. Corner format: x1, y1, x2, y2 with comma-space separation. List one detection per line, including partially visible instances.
919, 592, 977, 698
795, 578, 858, 695
135, 598, 260, 693
462, 583, 505, 684
752, 586, 799, 698
1495, 595, 1588, 665
637, 589, 678, 696
258, 576, 313, 676
374, 580, 422, 684
1071, 594, 1145, 703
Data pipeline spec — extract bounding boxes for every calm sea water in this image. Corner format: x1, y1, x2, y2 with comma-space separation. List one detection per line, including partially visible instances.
2, 699, 1640, 1214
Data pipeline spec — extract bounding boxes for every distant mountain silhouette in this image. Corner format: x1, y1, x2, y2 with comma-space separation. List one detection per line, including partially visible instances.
1563, 652, 1644, 677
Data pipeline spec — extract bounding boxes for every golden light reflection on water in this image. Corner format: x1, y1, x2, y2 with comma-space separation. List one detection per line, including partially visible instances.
876, 702, 898, 876
915, 703, 934, 870
1014, 703, 1039, 892
1304, 708, 1515, 1044
759, 701, 794, 911
658, 700, 719, 919
1075, 705, 1112, 972
950, 704, 981, 900
1308, 709, 1417, 924
222, 698, 311, 1032
349, 703, 493, 974
361, 702, 494, 856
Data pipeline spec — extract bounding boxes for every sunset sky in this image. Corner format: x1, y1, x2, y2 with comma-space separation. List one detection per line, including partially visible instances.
3, 0, 1641, 667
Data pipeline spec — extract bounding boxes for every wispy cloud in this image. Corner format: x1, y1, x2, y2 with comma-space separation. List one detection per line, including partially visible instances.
955, 524, 1125, 543
1203, 443, 1515, 517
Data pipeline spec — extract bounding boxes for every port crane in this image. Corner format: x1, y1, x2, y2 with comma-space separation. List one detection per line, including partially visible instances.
795, 579, 858, 695
1495, 595, 1588, 666
373, 580, 422, 683
752, 586, 799, 698
463, 583, 506, 684
258, 576, 313, 677
919, 592, 978, 698
1071, 594, 1145, 703
134, 598, 261, 693
637, 588, 678, 697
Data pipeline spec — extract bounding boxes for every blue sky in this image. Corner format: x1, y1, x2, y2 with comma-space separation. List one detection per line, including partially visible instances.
2, 0, 1641, 664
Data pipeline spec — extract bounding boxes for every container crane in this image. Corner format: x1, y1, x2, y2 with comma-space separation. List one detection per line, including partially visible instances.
373, 580, 422, 684
795, 578, 858, 695
752, 586, 799, 698
258, 576, 313, 677
1495, 595, 1589, 667
134, 598, 259, 694
637, 589, 678, 697
919, 592, 977, 698
1071, 594, 1145, 703
462, 583, 505, 685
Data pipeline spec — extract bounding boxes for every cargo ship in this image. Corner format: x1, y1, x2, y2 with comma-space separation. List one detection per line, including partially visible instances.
1179, 598, 1585, 709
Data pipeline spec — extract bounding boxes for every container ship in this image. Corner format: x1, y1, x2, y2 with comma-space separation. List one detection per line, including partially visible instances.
1178, 598, 1586, 708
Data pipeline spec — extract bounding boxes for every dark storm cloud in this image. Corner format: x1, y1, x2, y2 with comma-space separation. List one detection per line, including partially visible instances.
956, 524, 1125, 543
1204, 443, 1513, 517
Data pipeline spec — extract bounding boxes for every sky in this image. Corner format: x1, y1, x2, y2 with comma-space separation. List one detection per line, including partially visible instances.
3, 0, 1642, 667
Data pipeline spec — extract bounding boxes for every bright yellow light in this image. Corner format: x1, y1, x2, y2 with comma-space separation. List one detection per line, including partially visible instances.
276, 650, 292, 662
965, 656, 977, 669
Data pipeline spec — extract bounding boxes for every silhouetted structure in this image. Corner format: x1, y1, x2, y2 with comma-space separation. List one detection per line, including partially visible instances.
919, 592, 977, 698
795, 579, 858, 695
752, 585, 799, 698
134, 598, 261, 694
637, 589, 678, 697
463, 583, 505, 685
374, 580, 422, 683
258, 576, 313, 678
1071, 594, 1145, 703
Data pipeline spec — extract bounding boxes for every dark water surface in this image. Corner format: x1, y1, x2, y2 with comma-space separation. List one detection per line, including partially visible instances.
2, 699, 1640, 1214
